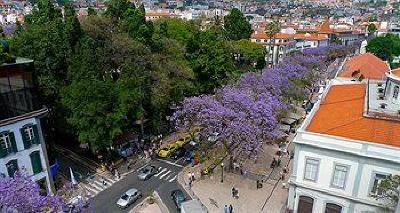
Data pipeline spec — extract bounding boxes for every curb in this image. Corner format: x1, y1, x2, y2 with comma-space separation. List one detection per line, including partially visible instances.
177, 170, 208, 212
154, 191, 169, 213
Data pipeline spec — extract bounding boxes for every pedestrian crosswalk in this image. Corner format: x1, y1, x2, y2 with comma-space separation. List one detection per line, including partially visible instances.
80, 166, 178, 198
154, 166, 177, 183
81, 175, 118, 198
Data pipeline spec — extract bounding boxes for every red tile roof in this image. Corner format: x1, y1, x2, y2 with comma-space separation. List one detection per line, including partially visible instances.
391, 68, 400, 77
338, 53, 389, 80
251, 32, 295, 40
319, 19, 333, 33
294, 33, 328, 41
307, 84, 400, 148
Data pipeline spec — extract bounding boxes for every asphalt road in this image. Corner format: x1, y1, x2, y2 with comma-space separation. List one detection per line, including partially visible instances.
90, 158, 189, 213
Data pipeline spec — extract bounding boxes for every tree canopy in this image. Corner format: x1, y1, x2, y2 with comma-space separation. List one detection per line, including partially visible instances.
9, 0, 266, 152
366, 34, 400, 63
223, 8, 253, 41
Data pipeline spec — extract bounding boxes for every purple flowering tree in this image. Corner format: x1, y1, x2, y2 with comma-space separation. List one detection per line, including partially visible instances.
0, 172, 64, 212
172, 44, 353, 170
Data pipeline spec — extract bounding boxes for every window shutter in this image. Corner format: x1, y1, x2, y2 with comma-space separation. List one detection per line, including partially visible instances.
30, 151, 42, 174
0, 144, 6, 158
20, 128, 31, 149
32, 125, 40, 145
9, 132, 17, 153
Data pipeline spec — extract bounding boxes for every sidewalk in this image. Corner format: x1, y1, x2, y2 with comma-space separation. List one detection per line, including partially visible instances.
186, 170, 289, 213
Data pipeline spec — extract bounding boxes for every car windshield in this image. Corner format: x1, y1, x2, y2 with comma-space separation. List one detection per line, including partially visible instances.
121, 194, 129, 200
142, 168, 149, 173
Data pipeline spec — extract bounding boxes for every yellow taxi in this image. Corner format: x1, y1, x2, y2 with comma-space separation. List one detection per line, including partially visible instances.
157, 144, 178, 158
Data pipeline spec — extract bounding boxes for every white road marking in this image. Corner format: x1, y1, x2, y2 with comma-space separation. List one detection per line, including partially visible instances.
154, 168, 167, 177
168, 175, 177, 182
89, 181, 105, 191
159, 170, 171, 179
155, 158, 184, 168
136, 163, 149, 172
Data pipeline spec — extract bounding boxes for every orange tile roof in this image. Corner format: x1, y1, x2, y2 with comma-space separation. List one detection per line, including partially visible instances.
307, 84, 400, 148
319, 19, 333, 33
294, 33, 328, 41
391, 68, 400, 77
251, 32, 295, 40
338, 53, 389, 80
145, 12, 171, 17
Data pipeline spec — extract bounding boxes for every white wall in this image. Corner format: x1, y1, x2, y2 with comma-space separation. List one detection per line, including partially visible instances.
0, 117, 54, 193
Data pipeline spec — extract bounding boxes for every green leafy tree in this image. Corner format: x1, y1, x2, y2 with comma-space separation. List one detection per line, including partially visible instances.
231, 39, 265, 70
153, 18, 198, 45
105, 0, 132, 20
265, 21, 281, 65
64, 3, 82, 49
367, 23, 377, 37
120, 4, 153, 44
187, 30, 239, 93
87, 7, 97, 16
374, 175, 399, 208
223, 8, 252, 41
366, 34, 400, 62
62, 35, 151, 151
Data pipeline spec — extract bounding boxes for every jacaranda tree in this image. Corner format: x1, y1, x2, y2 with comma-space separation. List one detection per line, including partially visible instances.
0, 172, 64, 212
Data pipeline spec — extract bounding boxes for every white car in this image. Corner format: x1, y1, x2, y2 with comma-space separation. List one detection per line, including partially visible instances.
116, 188, 142, 208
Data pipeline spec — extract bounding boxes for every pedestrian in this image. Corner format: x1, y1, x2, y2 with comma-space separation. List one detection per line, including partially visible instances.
281, 172, 285, 181
224, 205, 229, 213
229, 204, 233, 213
191, 172, 195, 182
102, 177, 107, 186
115, 169, 120, 179
231, 186, 236, 198
235, 189, 239, 199
188, 179, 192, 189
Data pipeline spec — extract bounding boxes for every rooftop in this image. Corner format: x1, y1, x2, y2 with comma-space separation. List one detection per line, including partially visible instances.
337, 53, 389, 80
306, 83, 400, 149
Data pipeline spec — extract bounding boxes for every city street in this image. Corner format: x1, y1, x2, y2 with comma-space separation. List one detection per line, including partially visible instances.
90, 158, 189, 213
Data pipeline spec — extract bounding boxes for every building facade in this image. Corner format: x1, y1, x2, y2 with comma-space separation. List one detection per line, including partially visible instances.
0, 58, 54, 194
287, 57, 400, 213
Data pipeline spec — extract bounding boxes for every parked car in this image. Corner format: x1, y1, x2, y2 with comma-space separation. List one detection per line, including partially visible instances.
174, 135, 191, 148
116, 188, 142, 208
137, 165, 158, 180
171, 189, 186, 210
157, 144, 178, 158
171, 148, 186, 159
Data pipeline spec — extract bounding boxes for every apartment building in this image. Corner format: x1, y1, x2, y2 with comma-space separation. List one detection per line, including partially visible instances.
287, 53, 400, 213
0, 57, 54, 194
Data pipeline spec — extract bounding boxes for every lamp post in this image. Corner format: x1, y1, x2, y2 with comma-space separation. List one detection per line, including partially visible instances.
221, 162, 224, 183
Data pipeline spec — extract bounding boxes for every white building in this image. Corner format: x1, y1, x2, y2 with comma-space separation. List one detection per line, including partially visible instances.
287, 54, 400, 213
0, 58, 54, 194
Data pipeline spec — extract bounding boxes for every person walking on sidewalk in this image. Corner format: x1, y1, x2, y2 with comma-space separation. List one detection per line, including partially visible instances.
229, 204, 233, 213
224, 205, 229, 213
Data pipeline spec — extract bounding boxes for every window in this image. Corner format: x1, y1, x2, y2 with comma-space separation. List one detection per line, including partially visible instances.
393, 86, 399, 99
297, 196, 314, 213
0, 132, 17, 157
325, 203, 342, 213
304, 158, 320, 181
331, 164, 349, 189
30, 151, 42, 174
20, 124, 40, 149
6, 159, 18, 177
25, 126, 34, 141
370, 173, 389, 195
0, 133, 12, 150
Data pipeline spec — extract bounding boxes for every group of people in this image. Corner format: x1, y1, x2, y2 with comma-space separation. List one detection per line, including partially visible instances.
223, 204, 234, 213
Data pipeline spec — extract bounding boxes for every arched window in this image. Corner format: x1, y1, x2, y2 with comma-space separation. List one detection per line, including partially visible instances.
325, 203, 342, 213
297, 196, 314, 213
393, 85, 399, 99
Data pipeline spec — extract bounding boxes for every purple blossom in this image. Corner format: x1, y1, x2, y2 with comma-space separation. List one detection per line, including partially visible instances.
0, 172, 65, 212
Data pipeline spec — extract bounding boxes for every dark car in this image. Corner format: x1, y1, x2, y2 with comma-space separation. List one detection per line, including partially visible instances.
171, 190, 186, 210
171, 148, 186, 160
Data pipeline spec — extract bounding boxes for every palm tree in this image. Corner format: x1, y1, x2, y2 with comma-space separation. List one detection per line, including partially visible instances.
265, 21, 281, 67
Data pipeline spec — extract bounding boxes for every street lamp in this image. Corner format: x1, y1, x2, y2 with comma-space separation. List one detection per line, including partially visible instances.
221, 162, 224, 183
